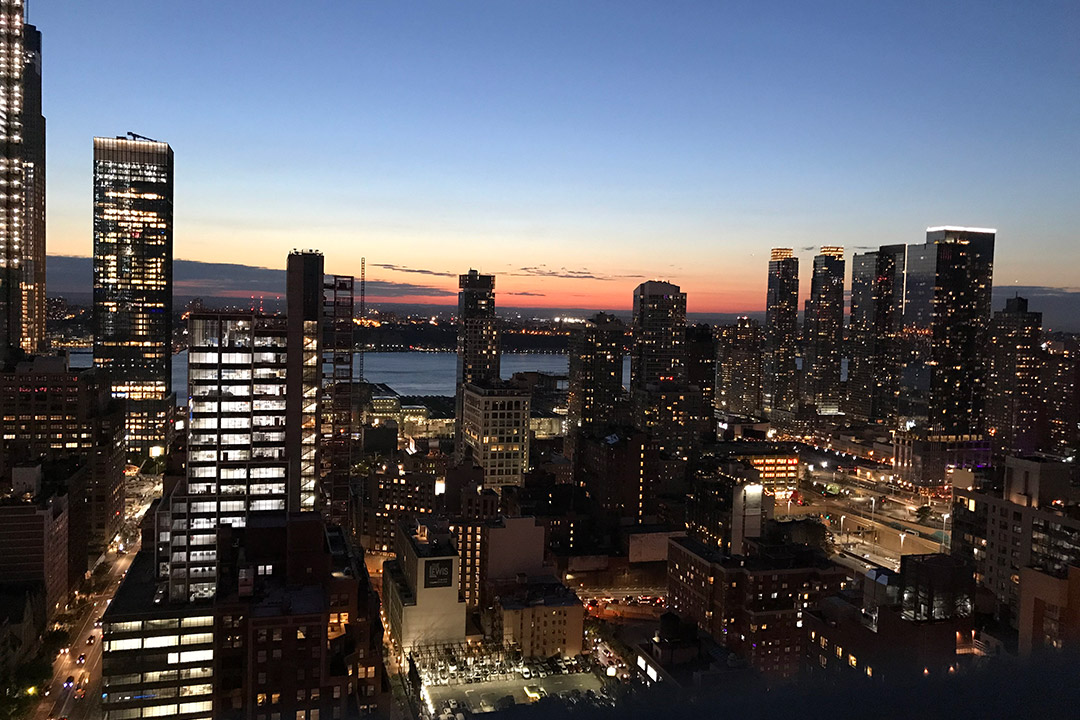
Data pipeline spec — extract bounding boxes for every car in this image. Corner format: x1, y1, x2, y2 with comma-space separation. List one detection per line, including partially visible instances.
63, 676, 74, 689
59, 646, 69, 656
94, 617, 103, 628
74, 688, 86, 700
520, 668, 531, 679
86, 635, 96, 645
76, 654, 86, 665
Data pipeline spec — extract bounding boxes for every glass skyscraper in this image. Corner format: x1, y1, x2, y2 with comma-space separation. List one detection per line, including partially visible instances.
763, 248, 799, 416
0, 2, 47, 359
93, 136, 174, 457
846, 244, 906, 423
802, 246, 845, 414
899, 227, 995, 436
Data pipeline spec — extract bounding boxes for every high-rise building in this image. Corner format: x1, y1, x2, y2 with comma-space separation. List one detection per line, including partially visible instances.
1042, 339, 1079, 457
716, 317, 763, 417
460, 383, 531, 490
93, 135, 175, 457
898, 227, 995, 436
456, 269, 499, 387
802, 246, 845, 414
846, 244, 906, 423
455, 270, 499, 455
630, 281, 686, 391
763, 249, 799, 416
321, 273, 355, 523
0, 0, 26, 360
686, 323, 717, 413
985, 297, 1043, 458
179, 312, 289, 601
566, 312, 625, 436
19, 21, 44, 354
286, 250, 323, 513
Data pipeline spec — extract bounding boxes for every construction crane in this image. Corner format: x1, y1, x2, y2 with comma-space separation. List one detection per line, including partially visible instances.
358, 257, 366, 382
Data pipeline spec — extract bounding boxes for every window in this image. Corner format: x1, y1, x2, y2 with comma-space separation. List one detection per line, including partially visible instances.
848, 654, 857, 668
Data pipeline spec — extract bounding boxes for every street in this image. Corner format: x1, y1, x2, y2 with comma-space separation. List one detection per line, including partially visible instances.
32, 545, 138, 720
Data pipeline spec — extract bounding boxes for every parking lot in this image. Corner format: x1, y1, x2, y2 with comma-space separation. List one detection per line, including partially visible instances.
426, 669, 605, 715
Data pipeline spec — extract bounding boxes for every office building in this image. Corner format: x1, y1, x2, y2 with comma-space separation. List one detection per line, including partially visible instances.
846, 245, 906, 423
716, 318, 763, 417
455, 270, 499, 452
459, 382, 530, 490
0, 0, 25, 359
985, 297, 1043, 458
802, 246, 845, 414
321, 272, 355, 524
93, 135, 175, 457
102, 516, 386, 720
19, 21, 45, 354
566, 312, 625, 441
899, 227, 995, 436
382, 519, 467, 653
763, 249, 799, 417
286, 250, 323, 512
630, 281, 686, 391
177, 312, 289, 602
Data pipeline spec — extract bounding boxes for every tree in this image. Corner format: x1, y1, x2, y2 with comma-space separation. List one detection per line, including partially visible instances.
915, 505, 933, 523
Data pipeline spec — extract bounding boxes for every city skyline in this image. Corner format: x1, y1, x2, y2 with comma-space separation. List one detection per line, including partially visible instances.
32, 2, 1080, 313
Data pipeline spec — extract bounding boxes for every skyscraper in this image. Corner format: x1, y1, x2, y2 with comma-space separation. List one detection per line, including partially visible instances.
985, 297, 1043, 458
846, 244, 906, 423
181, 311, 289, 600
898, 227, 995, 436
286, 250, 324, 513
763, 249, 799, 416
630, 280, 686, 391
717, 317, 763, 417
0, 0, 26, 360
566, 312, 625, 436
455, 269, 499, 454
802, 246, 845, 414
19, 21, 44, 354
92, 135, 174, 457
686, 323, 717, 413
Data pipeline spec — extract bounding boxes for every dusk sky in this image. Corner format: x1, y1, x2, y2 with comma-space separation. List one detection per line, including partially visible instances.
36, 1, 1080, 312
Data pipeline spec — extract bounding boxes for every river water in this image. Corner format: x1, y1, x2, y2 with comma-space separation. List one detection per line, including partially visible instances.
69, 350, 620, 403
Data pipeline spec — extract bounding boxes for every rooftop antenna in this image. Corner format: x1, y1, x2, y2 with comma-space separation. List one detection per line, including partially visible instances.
127, 131, 159, 142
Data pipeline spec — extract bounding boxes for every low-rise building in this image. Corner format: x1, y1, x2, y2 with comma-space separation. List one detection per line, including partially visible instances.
494, 577, 583, 659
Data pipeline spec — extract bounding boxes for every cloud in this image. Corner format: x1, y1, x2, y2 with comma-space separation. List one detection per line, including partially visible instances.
370, 263, 455, 278
508, 265, 646, 281
46, 255, 455, 301
505, 291, 546, 297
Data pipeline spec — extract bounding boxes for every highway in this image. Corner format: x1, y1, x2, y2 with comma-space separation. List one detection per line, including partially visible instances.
33, 545, 138, 720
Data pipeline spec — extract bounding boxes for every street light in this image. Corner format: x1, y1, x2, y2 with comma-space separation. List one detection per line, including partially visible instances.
899, 532, 906, 553
941, 513, 951, 553
840, 515, 846, 546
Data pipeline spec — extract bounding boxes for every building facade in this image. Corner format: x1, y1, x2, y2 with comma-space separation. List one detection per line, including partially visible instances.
763, 249, 799, 417
93, 135, 174, 457
846, 244, 906, 424
716, 318, 763, 417
460, 383, 531, 490
985, 297, 1043, 458
566, 312, 625, 443
801, 247, 845, 414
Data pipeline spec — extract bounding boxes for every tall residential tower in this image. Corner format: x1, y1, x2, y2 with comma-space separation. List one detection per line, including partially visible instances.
763, 249, 799, 417
802, 246, 845, 414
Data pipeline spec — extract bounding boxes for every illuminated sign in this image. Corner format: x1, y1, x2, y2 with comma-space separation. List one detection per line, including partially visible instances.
424, 558, 453, 589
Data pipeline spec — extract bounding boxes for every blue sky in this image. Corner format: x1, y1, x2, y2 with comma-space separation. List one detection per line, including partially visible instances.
35, 1, 1080, 312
